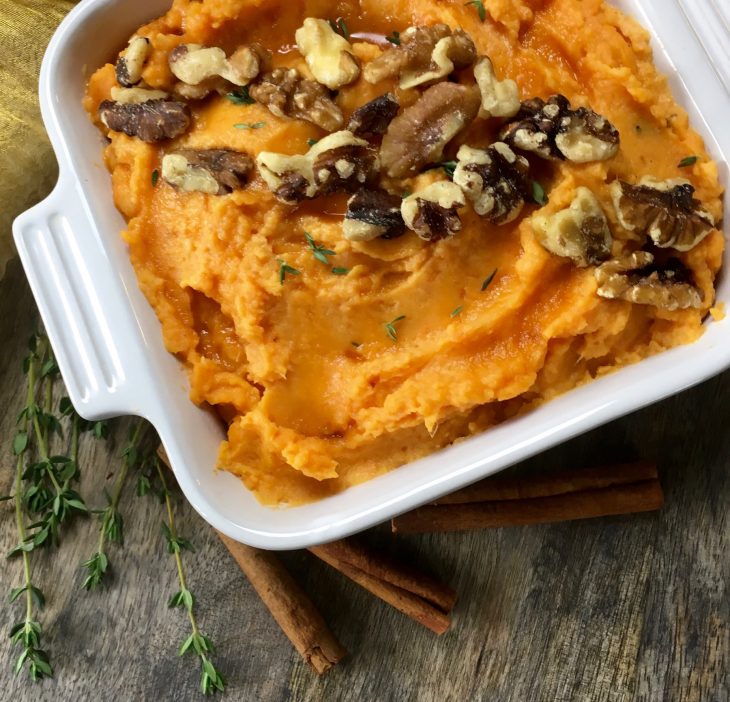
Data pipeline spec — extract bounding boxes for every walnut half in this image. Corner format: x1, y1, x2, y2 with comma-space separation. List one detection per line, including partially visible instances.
453, 142, 530, 224
380, 82, 481, 178
474, 57, 520, 119
295, 18, 360, 89
169, 43, 270, 92
161, 149, 253, 195
595, 251, 702, 310
401, 181, 465, 241
610, 177, 715, 252
343, 189, 405, 241
256, 131, 377, 204
499, 95, 620, 163
347, 93, 400, 139
115, 36, 151, 88
363, 24, 476, 89
99, 92, 191, 143
249, 68, 343, 132
532, 187, 612, 267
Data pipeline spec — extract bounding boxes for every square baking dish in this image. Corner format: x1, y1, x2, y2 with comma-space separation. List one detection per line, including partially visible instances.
13, 0, 730, 549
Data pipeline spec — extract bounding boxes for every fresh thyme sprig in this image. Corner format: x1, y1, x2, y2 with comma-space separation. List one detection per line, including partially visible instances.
385, 30, 401, 45
304, 232, 336, 265
226, 86, 255, 105
81, 420, 145, 590
385, 315, 406, 342
19, 334, 88, 550
8, 338, 52, 681
277, 258, 301, 285
532, 180, 548, 206
153, 457, 225, 695
465, 0, 487, 22
328, 17, 349, 40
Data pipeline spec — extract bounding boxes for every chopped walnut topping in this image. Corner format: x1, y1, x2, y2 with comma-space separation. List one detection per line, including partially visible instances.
402, 181, 465, 241
499, 95, 620, 162
363, 24, 476, 89
115, 36, 151, 88
161, 154, 220, 194
380, 82, 481, 178
595, 251, 702, 310
610, 177, 715, 252
99, 98, 191, 142
162, 149, 253, 194
295, 18, 360, 89
343, 189, 405, 241
532, 187, 612, 267
310, 131, 379, 193
169, 43, 269, 88
453, 142, 530, 224
249, 68, 344, 132
256, 131, 376, 204
347, 93, 400, 139
473, 57, 520, 119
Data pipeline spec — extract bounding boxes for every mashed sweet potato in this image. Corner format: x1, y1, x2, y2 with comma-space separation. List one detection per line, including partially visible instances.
85, 0, 724, 505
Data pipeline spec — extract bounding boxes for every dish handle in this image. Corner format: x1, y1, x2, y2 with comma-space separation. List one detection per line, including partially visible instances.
12, 180, 150, 420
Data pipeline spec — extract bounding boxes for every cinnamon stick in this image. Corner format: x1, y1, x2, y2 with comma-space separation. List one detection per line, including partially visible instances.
218, 533, 346, 674
391, 462, 664, 535
309, 538, 455, 635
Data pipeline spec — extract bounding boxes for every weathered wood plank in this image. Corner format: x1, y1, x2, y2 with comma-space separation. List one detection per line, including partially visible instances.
1, 256, 728, 701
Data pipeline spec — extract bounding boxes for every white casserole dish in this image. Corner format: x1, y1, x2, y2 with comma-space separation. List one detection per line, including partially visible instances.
12, 0, 730, 549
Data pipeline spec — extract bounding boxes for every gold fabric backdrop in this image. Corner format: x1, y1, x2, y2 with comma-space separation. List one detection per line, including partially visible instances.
0, 0, 76, 279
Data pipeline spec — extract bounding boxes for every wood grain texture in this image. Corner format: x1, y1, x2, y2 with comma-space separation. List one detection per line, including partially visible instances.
1, 256, 728, 701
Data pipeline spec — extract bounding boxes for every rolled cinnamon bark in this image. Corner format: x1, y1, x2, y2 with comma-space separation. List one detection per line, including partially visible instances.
309, 538, 455, 635
392, 470, 664, 535
218, 533, 346, 674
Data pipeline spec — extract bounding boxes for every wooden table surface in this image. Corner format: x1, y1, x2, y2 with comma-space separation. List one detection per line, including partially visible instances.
1, 256, 729, 702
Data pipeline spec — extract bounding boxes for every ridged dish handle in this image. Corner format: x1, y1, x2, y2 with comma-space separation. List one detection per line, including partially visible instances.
12, 178, 149, 420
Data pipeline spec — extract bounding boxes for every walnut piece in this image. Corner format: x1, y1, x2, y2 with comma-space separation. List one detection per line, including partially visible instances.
115, 36, 151, 88
295, 18, 360, 89
402, 181, 465, 241
347, 93, 400, 139
610, 177, 715, 252
363, 24, 476, 89
99, 98, 191, 142
499, 95, 620, 162
256, 131, 376, 204
249, 68, 343, 132
595, 251, 702, 310
380, 82, 481, 178
168, 43, 270, 98
532, 187, 612, 267
343, 189, 405, 241
110, 86, 169, 104
474, 57, 520, 119
162, 149, 253, 194
453, 142, 530, 224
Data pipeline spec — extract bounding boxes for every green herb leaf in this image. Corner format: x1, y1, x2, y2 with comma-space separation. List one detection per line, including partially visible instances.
678, 155, 699, 168
233, 121, 266, 130
440, 161, 457, 179
304, 232, 336, 265
331, 267, 349, 275
384, 315, 406, 342
226, 86, 255, 105
450, 306, 463, 318
465, 0, 487, 22
481, 268, 498, 292
532, 180, 548, 206
13, 432, 28, 456
276, 258, 301, 285
151, 169, 159, 186
306, 138, 319, 147
329, 17, 350, 39
386, 30, 401, 45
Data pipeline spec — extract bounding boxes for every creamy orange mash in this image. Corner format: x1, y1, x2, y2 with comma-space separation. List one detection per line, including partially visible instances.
85, 0, 724, 505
